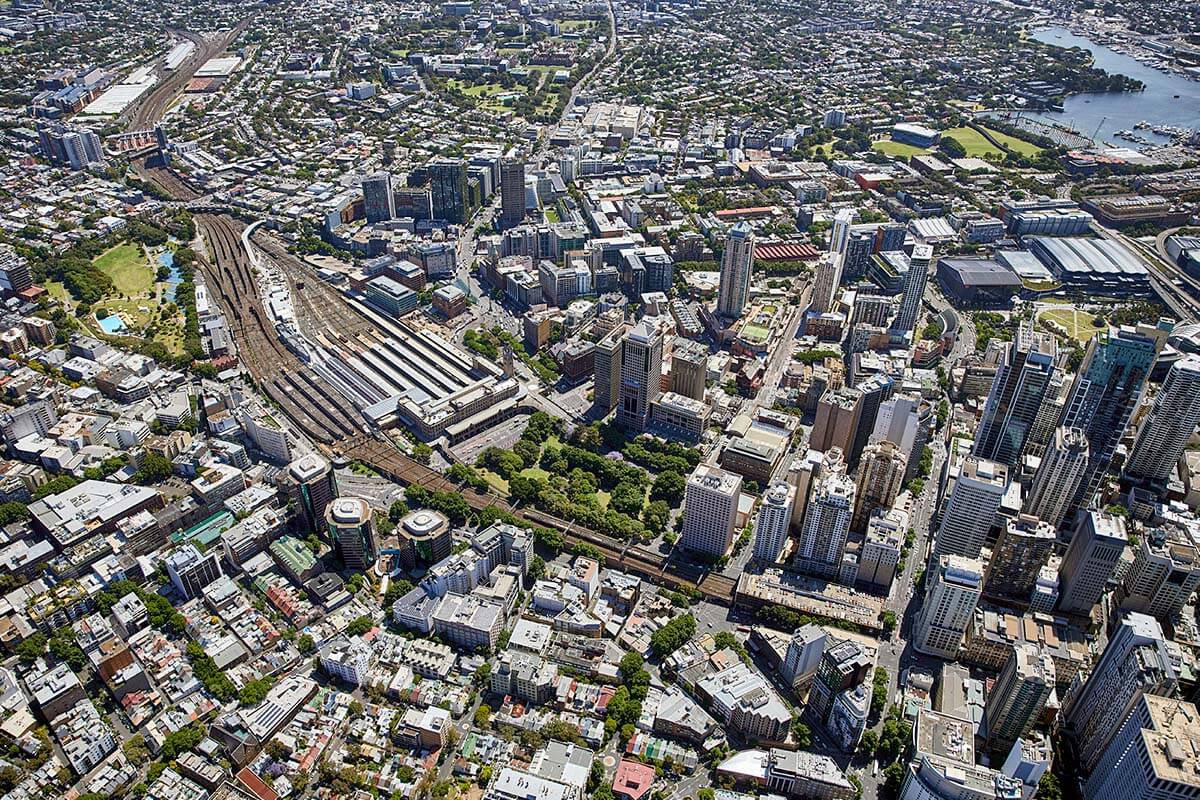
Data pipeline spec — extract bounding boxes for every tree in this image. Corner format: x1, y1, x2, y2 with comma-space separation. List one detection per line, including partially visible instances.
134, 452, 173, 485
14, 632, 46, 664
473, 662, 491, 689
474, 704, 492, 728
859, 729, 878, 756
649, 614, 696, 658
1037, 772, 1063, 800
412, 443, 433, 464
882, 762, 905, 798
650, 470, 685, 505
297, 634, 316, 654
791, 718, 812, 747
346, 615, 373, 637
881, 611, 897, 635
528, 555, 546, 581
238, 677, 274, 706
871, 668, 890, 717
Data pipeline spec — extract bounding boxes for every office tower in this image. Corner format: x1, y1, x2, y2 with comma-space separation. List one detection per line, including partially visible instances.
289, 452, 338, 534
807, 639, 873, 750
934, 457, 1008, 560
617, 319, 663, 432
164, 545, 223, 600
717, 222, 754, 319
326, 497, 379, 571
1063, 612, 1177, 775
670, 339, 707, 401
974, 324, 1059, 467
382, 139, 396, 165
499, 159, 526, 228
1085, 695, 1200, 800
983, 644, 1055, 758
1026, 370, 1067, 457
1119, 520, 1200, 622
847, 373, 893, 467
893, 244, 932, 333
1058, 325, 1166, 517
843, 230, 876, 281
985, 514, 1057, 603
753, 483, 795, 563
860, 507, 907, 588
1023, 426, 1089, 530
829, 208, 856, 254
877, 222, 906, 253
871, 393, 928, 483
681, 464, 742, 557
593, 325, 624, 415
0, 245, 33, 296
852, 440, 905, 533
781, 624, 826, 687
794, 471, 855, 579
914, 555, 984, 659
1126, 354, 1200, 484
1058, 510, 1126, 616
812, 388, 860, 456
429, 158, 469, 222
810, 252, 844, 314
361, 171, 396, 223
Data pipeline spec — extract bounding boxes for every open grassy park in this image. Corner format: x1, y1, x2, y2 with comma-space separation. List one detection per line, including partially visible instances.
943, 125, 1044, 158
83, 243, 186, 355
872, 139, 929, 158
1039, 306, 1100, 342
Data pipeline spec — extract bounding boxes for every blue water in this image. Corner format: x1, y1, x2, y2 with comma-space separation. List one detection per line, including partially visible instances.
98, 315, 126, 334
158, 250, 181, 301
1028, 27, 1200, 148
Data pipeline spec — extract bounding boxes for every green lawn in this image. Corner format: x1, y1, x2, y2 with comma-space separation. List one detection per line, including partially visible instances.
981, 126, 1044, 156
944, 126, 1044, 158
872, 140, 929, 158
94, 243, 153, 295
559, 20, 597, 30
1039, 307, 1100, 342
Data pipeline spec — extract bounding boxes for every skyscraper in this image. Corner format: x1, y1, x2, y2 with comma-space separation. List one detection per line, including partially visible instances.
1023, 426, 1089, 529
753, 483, 795, 564
593, 325, 625, 415
852, 440, 906, 533
1058, 324, 1167, 517
984, 514, 1057, 603
681, 464, 742, 557
794, 471, 855, 579
847, 373, 894, 467
616, 319, 663, 432
1126, 354, 1200, 484
326, 496, 379, 571
829, 208, 856, 254
781, 624, 827, 688
934, 456, 1008, 560
1057, 509, 1127, 616
982, 643, 1055, 758
974, 323, 1059, 467
289, 453, 338, 534
1118, 519, 1200, 622
717, 222, 754, 319
499, 159, 526, 229
1085, 695, 1200, 800
1064, 612, 1178, 775
670, 339, 708, 401
362, 171, 396, 223
893, 244, 933, 333
429, 158, 470, 223
914, 555, 984, 659
810, 252, 844, 314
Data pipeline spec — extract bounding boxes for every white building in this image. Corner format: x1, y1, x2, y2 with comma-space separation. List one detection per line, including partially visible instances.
681, 464, 742, 557
753, 483, 795, 564
934, 456, 1008, 560
914, 555, 983, 659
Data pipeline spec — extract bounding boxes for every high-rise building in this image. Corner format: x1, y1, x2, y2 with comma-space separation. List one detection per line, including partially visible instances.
1085, 695, 1200, 800
893, 244, 933, 333
934, 457, 1008, 560
860, 507, 907, 588
982, 644, 1055, 758
810, 252, 844, 314
843, 230, 876, 282
429, 158, 470, 223
499, 159, 526, 228
1118, 519, 1200, 622
1126, 354, 1200, 484
362, 171, 396, 223
871, 393, 928, 483
1057, 509, 1127, 616
1058, 325, 1167, 517
326, 496, 378, 571
681, 464, 742, 557
847, 373, 893, 467
753, 483, 795, 564
985, 514, 1057, 603
914, 555, 984, 659
1023, 426, 1089, 529
794, 472, 855, 579
974, 324, 1059, 467
852, 440, 906, 533
829, 209, 856, 254
164, 545, 224, 600
38, 123, 103, 170
670, 339, 708, 401
593, 325, 625, 415
616, 319, 663, 432
781, 624, 826, 688
289, 453, 338, 534
1063, 612, 1177, 775
811, 388, 860, 456
0, 245, 33, 296
717, 222, 754, 319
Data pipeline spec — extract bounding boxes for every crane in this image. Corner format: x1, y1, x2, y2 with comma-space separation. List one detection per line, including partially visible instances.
1091, 116, 1108, 143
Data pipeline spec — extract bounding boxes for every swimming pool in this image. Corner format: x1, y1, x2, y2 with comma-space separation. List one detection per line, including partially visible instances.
97, 314, 126, 334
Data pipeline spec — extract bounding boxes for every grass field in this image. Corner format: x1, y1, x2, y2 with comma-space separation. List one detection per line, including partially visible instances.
944, 126, 1044, 158
872, 140, 929, 158
1039, 307, 1100, 342
94, 243, 153, 296
559, 20, 597, 30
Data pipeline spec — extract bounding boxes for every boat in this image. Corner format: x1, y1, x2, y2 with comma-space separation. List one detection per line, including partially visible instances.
1174, 94, 1181, 98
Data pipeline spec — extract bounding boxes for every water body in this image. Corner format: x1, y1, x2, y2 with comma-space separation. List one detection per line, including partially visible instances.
1026, 26, 1200, 148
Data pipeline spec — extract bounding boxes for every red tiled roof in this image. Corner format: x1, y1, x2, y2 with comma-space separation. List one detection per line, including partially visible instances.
613, 758, 656, 800
236, 767, 279, 800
